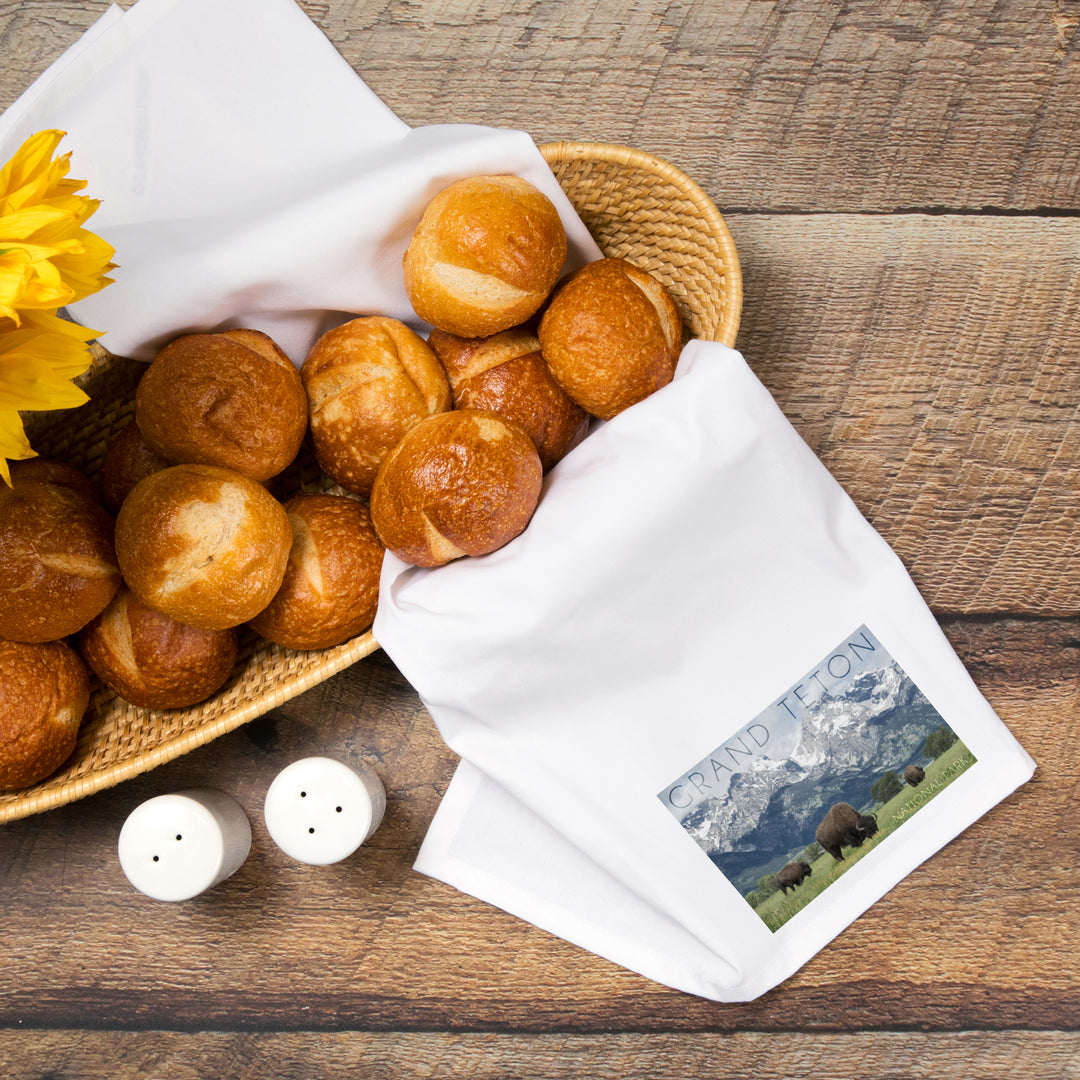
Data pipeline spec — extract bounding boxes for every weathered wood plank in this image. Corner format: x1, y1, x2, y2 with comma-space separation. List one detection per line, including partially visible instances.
731, 213, 1080, 615
0, 0, 108, 104
315, 0, 1080, 212
2, 1, 1078, 212
0, 620, 1071, 1032
4, 1029, 1080, 1080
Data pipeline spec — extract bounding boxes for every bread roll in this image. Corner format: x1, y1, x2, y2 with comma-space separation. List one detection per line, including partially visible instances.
370, 409, 542, 567
0, 639, 90, 790
79, 586, 239, 710
428, 326, 590, 472
301, 316, 451, 498
135, 329, 308, 482
0, 459, 121, 643
101, 420, 171, 513
248, 493, 384, 650
403, 175, 567, 338
538, 257, 683, 419
8, 457, 99, 501
114, 464, 292, 631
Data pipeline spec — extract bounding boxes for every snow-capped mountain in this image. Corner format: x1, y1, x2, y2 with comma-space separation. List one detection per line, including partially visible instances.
681, 661, 949, 894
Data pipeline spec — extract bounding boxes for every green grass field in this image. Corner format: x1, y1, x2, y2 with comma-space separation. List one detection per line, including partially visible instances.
751, 739, 977, 932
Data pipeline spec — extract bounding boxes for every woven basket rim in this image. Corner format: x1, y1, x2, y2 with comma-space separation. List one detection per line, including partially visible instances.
0, 140, 742, 826
539, 140, 743, 348
0, 633, 379, 824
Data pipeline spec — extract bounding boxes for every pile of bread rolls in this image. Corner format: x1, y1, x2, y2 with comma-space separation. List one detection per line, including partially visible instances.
368, 173, 682, 565
0, 171, 684, 793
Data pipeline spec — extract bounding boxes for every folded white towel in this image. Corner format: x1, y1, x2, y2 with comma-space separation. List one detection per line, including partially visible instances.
377, 341, 1035, 1000
0, 0, 599, 364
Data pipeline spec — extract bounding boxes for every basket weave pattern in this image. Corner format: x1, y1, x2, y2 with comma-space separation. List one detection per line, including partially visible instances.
541, 142, 742, 347
0, 142, 741, 825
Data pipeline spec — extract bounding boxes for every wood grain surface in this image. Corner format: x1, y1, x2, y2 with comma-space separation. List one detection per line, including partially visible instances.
5, 1031, 1080, 1080
1, 0, 1078, 1077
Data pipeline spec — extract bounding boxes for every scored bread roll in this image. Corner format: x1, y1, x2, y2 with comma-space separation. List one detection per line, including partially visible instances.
370, 409, 543, 567
7, 457, 99, 501
302, 316, 451, 497
135, 329, 308, 482
428, 326, 590, 472
0, 459, 122, 643
100, 420, 171, 513
248, 493, 384, 651
403, 175, 567, 338
114, 464, 292, 631
79, 586, 239, 710
0, 638, 90, 790
538, 257, 683, 420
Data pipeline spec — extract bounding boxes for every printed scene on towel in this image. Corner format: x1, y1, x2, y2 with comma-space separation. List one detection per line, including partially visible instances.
657, 624, 973, 932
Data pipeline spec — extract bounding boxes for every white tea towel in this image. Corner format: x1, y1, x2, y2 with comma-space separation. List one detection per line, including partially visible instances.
376, 341, 1036, 1001
0, 0, 599, 365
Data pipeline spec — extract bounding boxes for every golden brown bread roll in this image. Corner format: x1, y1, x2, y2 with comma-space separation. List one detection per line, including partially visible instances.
301, 316, 451, 497
100, 420, 171, 513
370, 409, 543, 567
7, 457, 99, 501
0, 459, 122, 643
114, 464, 292, 631
248, 493, 384, 651
538, 257, 683, 420
78, 586, 239, 710
427, 326, 590, 472
135, 329, 308, 482
402, 175, 567, 338
0, 638, 90, 790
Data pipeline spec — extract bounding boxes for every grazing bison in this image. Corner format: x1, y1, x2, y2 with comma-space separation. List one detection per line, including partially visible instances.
777, 861, 812, 895
904, 764, 926, 787
814, 802, 879, 862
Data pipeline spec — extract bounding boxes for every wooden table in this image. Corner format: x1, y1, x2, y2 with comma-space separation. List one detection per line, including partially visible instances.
2, 1, 1078, 1076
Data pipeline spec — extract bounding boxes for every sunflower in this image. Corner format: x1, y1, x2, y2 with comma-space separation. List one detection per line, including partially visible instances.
0, 129, 115, 485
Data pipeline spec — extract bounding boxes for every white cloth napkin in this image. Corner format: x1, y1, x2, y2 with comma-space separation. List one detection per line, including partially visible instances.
376, 341, 1036, 1001
0, 0, 599, 364
4, 0, 1035, 1001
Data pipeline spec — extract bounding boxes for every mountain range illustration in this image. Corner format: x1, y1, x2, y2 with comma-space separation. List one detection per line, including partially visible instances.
682, 660, 947, 894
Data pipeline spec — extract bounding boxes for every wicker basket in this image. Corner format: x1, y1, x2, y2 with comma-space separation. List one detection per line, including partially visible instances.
0, 141, 742, 825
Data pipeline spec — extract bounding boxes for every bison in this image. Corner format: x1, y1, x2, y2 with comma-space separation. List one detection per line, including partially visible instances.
904, 764, 926, 787
814, 802, 879, 862
777, 861, 812, 895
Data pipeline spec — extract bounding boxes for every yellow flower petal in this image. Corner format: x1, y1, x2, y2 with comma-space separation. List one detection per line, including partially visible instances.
51, 237, 116, 301
2, 237, 85, 262
0, 252, 33, 321
0, 131, 66, 209
0, 129, 114, 484
0, 364, 89, 411
0, 408, 37, 486
16, 308, 104, 341
0, 322, 98, 375
5, 272, 76, 312
0, 205, 77, 240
